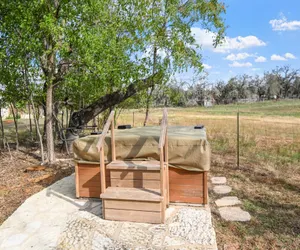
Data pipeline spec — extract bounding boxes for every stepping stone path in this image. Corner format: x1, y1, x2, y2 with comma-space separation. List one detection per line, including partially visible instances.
219, 207, 251, 222
215, 196, 242, 207
211, 176, 251, 222
211, 177, 227, 185
213, 185, 232, 194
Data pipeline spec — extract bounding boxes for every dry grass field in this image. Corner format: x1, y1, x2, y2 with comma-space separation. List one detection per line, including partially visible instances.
117, 100, 300, 249
1, 100, 299, 249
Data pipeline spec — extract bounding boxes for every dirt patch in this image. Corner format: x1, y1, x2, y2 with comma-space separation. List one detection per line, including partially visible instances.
0, 148, 74, 225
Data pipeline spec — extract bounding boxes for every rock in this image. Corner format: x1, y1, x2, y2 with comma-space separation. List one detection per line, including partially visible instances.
219, 207, 251, 221
211, 177, 227, 185
213, 185, 232, 194
215, 196, 241, 207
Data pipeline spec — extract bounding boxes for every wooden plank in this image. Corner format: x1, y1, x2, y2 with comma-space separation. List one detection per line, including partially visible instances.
100, 148, 106, 193
110, 170, 160, 180
203, 171, 208, 204
169, 195, 203, 204
79, 173, 101, 182
100, 187, 162, 202
79, 190, 101, 198
165, 134, 169, 206
104, 208, 161, 224
158, 108, 167, 149
79, 180, 111, 188
160, 148, 165, 222
77, 163, 100, 168
169, 188, 203, 197
169, 168, 204, 179
107, 160, 161, 170
79, 173, 109, 184
111, 115, 116, 161
169, 184, 203, 190
105, 200, 161, 212
169, 178, 203, 185
96, 110, 114, 151
110, 179, 160, 189
78, 167, 100, 174
79, 187, 101, 192
80, 181, 101, 188
75, 163, 80, 198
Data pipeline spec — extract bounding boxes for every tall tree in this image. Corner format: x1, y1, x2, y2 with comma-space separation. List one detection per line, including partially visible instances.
0, 0, 226, 162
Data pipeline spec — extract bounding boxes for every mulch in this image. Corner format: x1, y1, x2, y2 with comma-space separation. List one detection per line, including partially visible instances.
0, 148, 74, 225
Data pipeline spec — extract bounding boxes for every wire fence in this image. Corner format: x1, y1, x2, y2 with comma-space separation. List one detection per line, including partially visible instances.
117, 108, 300, 168
1, 105, 299, 168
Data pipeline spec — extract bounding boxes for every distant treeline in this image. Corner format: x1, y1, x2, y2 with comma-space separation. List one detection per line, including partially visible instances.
147, 65, 300, 107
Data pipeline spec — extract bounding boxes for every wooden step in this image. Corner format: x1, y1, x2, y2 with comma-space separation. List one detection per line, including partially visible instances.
106, 160, 162, 171
101, 187, 164, 224
100, 187, 162, 202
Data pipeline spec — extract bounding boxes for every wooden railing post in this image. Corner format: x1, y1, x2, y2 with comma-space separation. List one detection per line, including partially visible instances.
100, 147, 106, 193
111, 116, 116, 161
159, 108, 168, 219
164, 131, 169, 207
97, 110, 115, 195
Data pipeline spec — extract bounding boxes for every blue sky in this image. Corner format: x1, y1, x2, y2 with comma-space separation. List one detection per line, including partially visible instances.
187, 0, 300, 82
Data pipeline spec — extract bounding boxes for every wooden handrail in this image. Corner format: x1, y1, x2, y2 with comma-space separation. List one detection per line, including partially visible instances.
159, 108, 168, 220
96, 110, 115, 152
97, 110, 116, 196
158, 108, 168, 149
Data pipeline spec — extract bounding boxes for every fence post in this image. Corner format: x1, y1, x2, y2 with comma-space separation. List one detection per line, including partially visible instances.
133, 111, 135, 127
237, 111, 240, 168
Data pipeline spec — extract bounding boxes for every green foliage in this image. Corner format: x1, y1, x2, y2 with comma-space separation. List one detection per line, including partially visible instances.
0, 0, 226, 110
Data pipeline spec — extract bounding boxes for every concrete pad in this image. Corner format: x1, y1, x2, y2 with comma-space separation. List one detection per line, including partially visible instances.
211, 177, 227, 185
213, 185, 232, 194
219, 207, 251, 222
215, 196, 242, 207
0, 174, 218, 250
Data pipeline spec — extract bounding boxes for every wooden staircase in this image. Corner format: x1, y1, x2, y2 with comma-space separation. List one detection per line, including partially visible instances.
97, 109, 169, 224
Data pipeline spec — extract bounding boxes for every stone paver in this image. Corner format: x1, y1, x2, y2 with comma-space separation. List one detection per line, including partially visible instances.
0, 174, 217, 250
211, 177, 227, 185
213, 185, 232, 194
215, 196, 242, 207
219, 207, 251, 222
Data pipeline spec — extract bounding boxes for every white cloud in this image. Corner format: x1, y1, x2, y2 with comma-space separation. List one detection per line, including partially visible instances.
203, 63, 212, 69
255, 56, 267, 62
225, 53, 252, 61
270, 14, 300, 31
271, 54, 287, 61
229, 61, 252, 68
191, 27, 266, 53
285, 53, 296, 59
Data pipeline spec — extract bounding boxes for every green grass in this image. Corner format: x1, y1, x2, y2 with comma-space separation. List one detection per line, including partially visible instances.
177, 99, 300, 117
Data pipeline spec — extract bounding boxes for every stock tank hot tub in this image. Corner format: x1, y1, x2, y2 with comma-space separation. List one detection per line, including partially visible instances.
73, 126, 211, 204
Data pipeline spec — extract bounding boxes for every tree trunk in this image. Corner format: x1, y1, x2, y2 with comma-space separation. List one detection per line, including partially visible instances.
10, 103, 19, 150
143, 85, 155, 126
28, 102, 33, 141
0, 107, 5, 149
30, 95, 45, 163
42, 104, 47, 139
46, 83, 55, 163
143, 47, 157, 126
53, 102, 60, 142
66, 74, 159, 145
